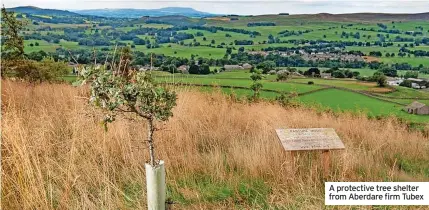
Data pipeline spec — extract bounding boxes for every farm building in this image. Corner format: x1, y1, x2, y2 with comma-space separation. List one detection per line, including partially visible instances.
224, 65, 243, 71
178, 65, 189, 74
242, 63, 252, 70
321, 73, 332, 79
403, 101, 429, 115
387, 77, 403, 86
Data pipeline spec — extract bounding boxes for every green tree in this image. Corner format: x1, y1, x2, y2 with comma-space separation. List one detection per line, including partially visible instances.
404, 71, 418, 79
379, 65, 397, 77
332, 70, 346, 78
188, 64, 200, 74
75, 56, 177, 167
199, 64, 210, 75
1, 6, 25, 76
250, 70, 263, 101
257, 61, 276, 74
372, 71, 387, 87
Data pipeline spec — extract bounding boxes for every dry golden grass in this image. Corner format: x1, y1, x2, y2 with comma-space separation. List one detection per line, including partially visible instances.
2, 80, 429, 209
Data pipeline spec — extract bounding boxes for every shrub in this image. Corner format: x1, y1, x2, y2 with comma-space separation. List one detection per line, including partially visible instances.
276, 91, 297, 107
14, 58, 69, 83
308, 81, 314, 85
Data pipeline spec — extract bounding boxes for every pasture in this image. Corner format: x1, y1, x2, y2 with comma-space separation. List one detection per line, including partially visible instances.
298, 88, 429, 123
154, 70, 429, 124
24, 15, 429, 65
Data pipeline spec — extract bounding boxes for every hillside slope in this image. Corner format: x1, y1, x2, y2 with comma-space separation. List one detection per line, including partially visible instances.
304, 12, 429, 21
8, 6, 80, 16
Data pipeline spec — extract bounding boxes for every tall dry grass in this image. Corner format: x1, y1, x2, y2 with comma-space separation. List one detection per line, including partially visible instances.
2, 80, 429, 209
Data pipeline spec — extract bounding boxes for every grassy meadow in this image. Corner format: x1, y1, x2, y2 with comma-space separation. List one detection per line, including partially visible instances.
2, 80, 429, 209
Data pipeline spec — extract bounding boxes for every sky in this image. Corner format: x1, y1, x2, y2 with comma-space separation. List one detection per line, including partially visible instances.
3, 0, 429, 15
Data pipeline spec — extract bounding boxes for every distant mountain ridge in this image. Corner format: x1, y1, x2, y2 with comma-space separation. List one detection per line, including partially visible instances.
8, 6, 80, 16
72, 7, 218, 18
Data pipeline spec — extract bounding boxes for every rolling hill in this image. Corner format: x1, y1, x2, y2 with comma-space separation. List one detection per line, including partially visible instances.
7, 6, 80, 16
73, 7, 218, 18
300, 12, 429, 22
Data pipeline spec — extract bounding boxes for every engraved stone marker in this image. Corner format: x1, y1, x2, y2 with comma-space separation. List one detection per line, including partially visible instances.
275, 128, 345, 151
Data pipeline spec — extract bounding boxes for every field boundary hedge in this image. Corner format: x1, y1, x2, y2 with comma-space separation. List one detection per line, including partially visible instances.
160, 82, 329, 96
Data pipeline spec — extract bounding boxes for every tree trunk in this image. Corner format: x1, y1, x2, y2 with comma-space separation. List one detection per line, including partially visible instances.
147, 118, 156, 166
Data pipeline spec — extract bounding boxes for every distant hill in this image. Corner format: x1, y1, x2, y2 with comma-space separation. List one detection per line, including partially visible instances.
73, 7, 218, 18
8, 6, 80, 16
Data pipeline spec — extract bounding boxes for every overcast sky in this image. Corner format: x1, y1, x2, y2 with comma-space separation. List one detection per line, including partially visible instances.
3, 0, 429, 15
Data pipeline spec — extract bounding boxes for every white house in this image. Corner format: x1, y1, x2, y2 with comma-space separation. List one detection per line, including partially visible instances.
387, 78, 403, 86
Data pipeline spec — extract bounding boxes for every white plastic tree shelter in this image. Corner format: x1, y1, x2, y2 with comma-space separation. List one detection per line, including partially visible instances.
145, 160, 166, 210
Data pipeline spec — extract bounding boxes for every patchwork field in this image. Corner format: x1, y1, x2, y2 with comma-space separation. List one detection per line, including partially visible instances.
22, 15, 429, 69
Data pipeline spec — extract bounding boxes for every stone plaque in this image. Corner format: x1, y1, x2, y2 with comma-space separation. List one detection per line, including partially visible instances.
275, 128, 345, 151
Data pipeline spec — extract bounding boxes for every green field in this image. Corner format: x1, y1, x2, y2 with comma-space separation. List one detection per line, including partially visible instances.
151, 70, 429, 124
24, 39, 59, 53
298, 88, 429, 123
290, 78, 388, 91
157, 75, 322, 94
